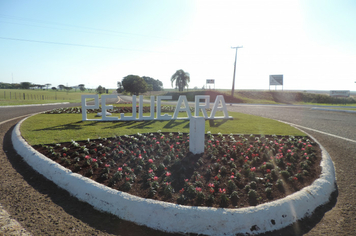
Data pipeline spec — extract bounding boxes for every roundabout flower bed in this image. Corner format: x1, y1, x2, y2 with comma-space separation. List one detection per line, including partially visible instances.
32, 131, 322, 208
12, 116, 336, 235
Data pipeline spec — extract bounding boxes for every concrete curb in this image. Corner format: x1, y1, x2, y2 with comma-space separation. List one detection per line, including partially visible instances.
11, 117, 336, 236
0, 102, 70, 108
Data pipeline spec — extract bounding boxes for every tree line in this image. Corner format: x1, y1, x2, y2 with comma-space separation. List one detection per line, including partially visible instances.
118, 69, 190, 95
0, 82, 86, 92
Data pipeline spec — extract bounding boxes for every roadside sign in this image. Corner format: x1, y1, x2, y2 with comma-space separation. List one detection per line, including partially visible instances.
206, 79, 215, 84
269, 75, 283, 86
330, 90, 350, 97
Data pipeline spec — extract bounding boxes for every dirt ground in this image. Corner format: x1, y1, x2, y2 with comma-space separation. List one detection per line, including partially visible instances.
0, 118, 352, 236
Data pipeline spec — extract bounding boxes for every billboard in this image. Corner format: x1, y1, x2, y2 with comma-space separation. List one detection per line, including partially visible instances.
330, 90, 350, 97
206, 79, 215, 84
269, 75, 283, 86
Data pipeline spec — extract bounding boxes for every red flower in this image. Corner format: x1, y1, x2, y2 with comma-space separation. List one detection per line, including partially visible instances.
85, 155, 90, 159
250, 167, 256, 172
165, 172, 171, 177
219, 188, 226, 193
266, 169, 271, 173
195, 187, 202, 192
92, 158, 97, 162
209, 188, 215, 194
63, 153, 67, 157
148, 159, 153, 163
179, 188, 185, 194
208, 183, 215, 188
214, 175, 219, 180
118, 167, 122, 171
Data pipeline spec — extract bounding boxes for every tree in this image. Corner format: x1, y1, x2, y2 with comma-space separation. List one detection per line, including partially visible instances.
122, 75, 147, 95
78, 84, 85, 91
171, 69, 190, 92
142, 76, 163, 91
20, 82, 32, 89
116, 81, 124, 93
96, 85, 106, 94
58, 84, 65, 91
45, 83, 51, 90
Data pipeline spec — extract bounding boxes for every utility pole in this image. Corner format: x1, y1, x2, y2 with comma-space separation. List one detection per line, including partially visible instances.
231, 46, 243, 97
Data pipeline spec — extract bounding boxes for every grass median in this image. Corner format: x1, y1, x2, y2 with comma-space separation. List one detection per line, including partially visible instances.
21, 111, 305, 145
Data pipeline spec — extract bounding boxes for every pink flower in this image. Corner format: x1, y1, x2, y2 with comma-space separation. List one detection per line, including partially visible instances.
219, 188, 226, 193
153, 176, 158, 181
148, 169, 153, 173
209, 188, 215, 194
148, 159, 153, 163
179, 188, 185, 194
250, 167, 256, 172
125, 177, 130, 181
184, 179, 189, 182
85, 155, 90, 159
165, 172, 171, 177
92, 158, 97, 162
176, 142, 180, 145
195, 187, 202, 192
118, 167, 122, 171
156, 141, 160, 144
208, 183, 215, 188
105, 164, 110, 167
230, 175, 235, 179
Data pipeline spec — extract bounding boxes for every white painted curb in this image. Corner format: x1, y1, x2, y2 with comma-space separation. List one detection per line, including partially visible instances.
11, 117, 336, 236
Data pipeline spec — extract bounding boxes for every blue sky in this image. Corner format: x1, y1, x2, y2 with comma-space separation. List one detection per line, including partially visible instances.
1, 0, 356, 91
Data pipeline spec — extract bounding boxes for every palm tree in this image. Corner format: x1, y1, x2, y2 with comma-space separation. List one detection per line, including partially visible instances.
171, 69, 190, 92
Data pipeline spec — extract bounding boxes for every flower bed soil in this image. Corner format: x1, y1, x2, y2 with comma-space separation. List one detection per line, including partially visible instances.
32, 132, 322, 209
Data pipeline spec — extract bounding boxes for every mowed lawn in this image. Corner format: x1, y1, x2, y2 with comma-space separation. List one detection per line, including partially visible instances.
21, 111, 306, 145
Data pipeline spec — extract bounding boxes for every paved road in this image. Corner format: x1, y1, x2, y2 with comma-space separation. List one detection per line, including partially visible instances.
0, 100, 355, 235
228, 104, 356, 235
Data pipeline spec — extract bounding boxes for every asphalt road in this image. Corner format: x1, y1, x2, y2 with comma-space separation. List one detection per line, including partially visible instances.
0, 100, 355, 235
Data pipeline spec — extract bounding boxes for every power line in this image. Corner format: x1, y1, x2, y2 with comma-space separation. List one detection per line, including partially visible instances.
0, 36, 171, 53
0, 14, 182, 42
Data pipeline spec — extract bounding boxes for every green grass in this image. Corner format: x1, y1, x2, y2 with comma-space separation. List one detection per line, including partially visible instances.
0, 89, 97, 105
21, 111, 306, 145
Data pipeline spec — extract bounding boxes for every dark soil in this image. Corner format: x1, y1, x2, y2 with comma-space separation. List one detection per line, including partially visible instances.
32, 133, 322, 209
